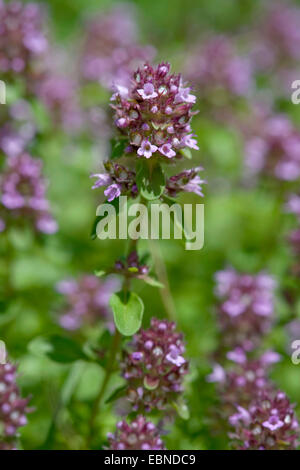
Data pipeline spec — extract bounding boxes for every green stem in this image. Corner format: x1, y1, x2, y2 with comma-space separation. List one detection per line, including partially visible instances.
87, 327, 121, 447
149, 239, 176, 321
87, 237, 136, 447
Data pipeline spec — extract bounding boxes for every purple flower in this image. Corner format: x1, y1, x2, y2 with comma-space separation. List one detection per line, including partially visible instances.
166, 167, 205, 198
181, 134, 199, 150
80, 5, 155, 89
113, 251, 150, 279
165, 345, 186, 367
57, 274, 119, 331
91, 161, 138, 201
253, 3, 300, 75
262, 414, 284, 432
137, 83, 158, 100
35, 75, 82, 132
0, 361, 30, 450
0, 1, 47, 77
186, 36, 253, 104
104, 183, 122, 202
121, 318, 188, 412
229, 389, 299, 450
90, 173, 113, 189
286, 194, 300, 219
111, 62, 198, 159
137, 139, 158, 159
226, 348, 247, 365
214, 268, 276, 350
244, 110, 300, 181
108, 416, 165, 450
175, 86, 196, 104
229, 406, 251, 427
0, 153, 57, 235
206, 364, 226, 384
158, 143, 176, 158
215, 353, 280, 411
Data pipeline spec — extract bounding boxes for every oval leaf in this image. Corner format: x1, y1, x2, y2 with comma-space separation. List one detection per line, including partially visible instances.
136, 160, 165, 201
110, 291, 144, 336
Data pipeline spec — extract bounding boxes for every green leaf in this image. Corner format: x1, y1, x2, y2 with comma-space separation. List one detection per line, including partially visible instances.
109, 291, 144, 336
173, 399, 190, 420
160, 195, 188, 243
90, 196, 120, 240
180, 148, 192, 160
105, 384, 127, 404
136, 160, 165, 201
94, 269, 106, 277
46, 336, 87, 363
109, 138, 128, 160
29, 335, 87, 364
143, 276, 164, 288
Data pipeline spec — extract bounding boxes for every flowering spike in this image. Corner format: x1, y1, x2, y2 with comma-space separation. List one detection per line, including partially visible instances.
107, 415, 165, 450
121, 318, 188, 412
111, 62, 198, 160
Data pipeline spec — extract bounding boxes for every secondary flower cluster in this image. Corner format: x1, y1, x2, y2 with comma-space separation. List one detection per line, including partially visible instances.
113, 251, 150, 279
165, 166, 205, 198
0, 361, 30, 450
91, 162, 205, 201
186, 36, 253, 101
81, 4, 155, 89
111, 62, 198, 160
286, 194, 300, 276
208, 351, 280, 408
91, 161, 138, 202
35, 74, 82, 133
244, 111, 300, 181
56, 274, 118, 331
0, 153, 57, 234
252, 3, 300, 74
210, 265, 299, 450
121, 318, 188, 412
0, 0, 47, 77
107, 415, 165, 450
229, 388, 299, 450
209, 350, 299, 449
214, 268, 276, 351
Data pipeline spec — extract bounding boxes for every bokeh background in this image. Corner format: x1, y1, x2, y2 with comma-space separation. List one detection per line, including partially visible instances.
1, 0, 300, 450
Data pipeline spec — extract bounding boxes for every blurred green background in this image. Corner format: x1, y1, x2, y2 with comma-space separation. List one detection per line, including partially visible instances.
1, 0, 300, 450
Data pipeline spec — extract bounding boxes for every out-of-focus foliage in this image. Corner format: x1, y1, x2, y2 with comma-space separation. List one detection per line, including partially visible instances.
1, 0, 300, 450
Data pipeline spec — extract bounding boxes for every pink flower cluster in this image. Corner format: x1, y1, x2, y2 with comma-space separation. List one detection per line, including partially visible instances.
56, 274, 118, 331
210, 265, 300, 450
186, 36, 253, 100
0, 153, 57, 234
229, 388, 299, 450
91, 161, 138, 202
111, 62, 198, 160
0, 361, 30, 450
209, 351, 299, 449
214, 267, 276, 350
107, 415, 165, 450
208, 351, 280, 408
285, 194, 300, 276
244, 112, 300, 181
81, 4, 155, 89
35, 75, 82, 133
253, 3, 300, 72
114, 251, 149, 280
121, 318, 188, 412
0, 0, 47, 76
166, 166, 205, 198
